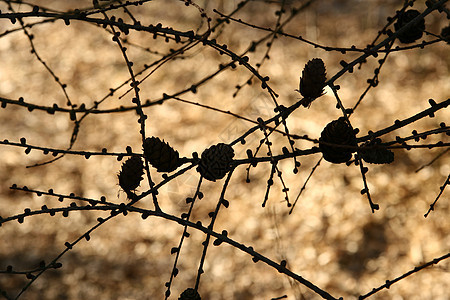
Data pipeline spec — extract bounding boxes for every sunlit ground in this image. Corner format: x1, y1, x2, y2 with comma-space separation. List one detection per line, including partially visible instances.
0, 1, 449, 299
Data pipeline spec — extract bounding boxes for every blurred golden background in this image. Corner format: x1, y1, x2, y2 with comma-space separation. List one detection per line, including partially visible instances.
0, 0, 449, 299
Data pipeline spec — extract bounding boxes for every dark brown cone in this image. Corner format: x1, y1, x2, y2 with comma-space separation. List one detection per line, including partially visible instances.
319, 118, 357, 164
360, 140, 394, 164
179, 288, 201, 300
441, 25, 450, 44
299, 58, 327, 102
197, 143, 234, 182
394, 10, 425, 44
143, 137, 181, 172
118, 156, 144, 192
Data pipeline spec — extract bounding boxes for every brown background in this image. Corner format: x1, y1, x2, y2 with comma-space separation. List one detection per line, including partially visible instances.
0, 0, 449, 299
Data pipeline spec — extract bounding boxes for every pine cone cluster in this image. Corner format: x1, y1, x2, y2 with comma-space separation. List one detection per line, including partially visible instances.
360, 140, 394, 164
179, 288, 201, 300
441, 25, 450, 44
319, 118, 357, 164
143, 137, 181, 173
394, 10, 425, 44
197, 143, 234, 182
298, 58, 327, 103
118, 156, 144, 192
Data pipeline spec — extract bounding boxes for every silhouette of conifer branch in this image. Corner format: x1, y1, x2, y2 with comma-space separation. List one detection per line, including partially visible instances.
164, 177, 203, 299
0, 138, 145, 160
356, 98, 450, 142
416, 147, 450, 172
358, 252, 450, 299
289, 157, 322, 214
5, 2, 73, 108
356, 156, 379, 213
424, 174, 450, 218
232, 0, 290, 97
0, 0, 449, 298
193, 170, 234, 290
